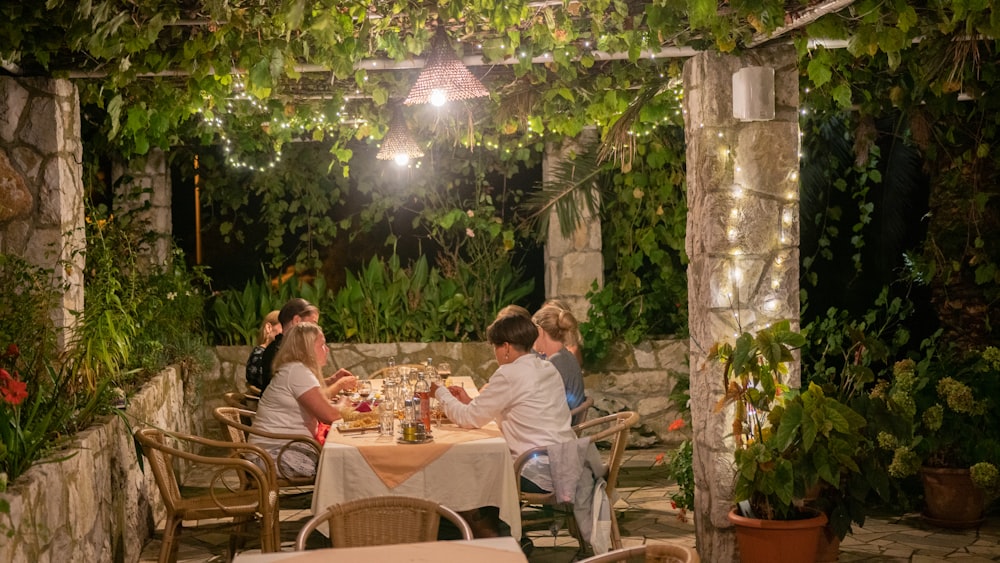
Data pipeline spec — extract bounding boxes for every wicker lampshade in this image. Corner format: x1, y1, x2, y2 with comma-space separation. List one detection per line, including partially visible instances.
404, 28, 489, 106
376, 111, 424, 164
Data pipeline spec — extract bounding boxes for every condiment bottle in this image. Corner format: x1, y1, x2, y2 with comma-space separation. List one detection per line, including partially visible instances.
414, 371, 431, 431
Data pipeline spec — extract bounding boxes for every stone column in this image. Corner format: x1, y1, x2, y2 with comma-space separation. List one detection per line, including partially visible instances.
112, 147, 172, 269
542, 127, 603, 322
683, 45, 799, 561
0, 77, 84, 349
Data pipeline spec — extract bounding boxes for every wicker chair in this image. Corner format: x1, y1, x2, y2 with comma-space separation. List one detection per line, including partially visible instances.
294, 495, 474, 549
222, 392, 258, 422
213, 405, 322, 489
516, 411, 641, 552
570, 395, 595, 426
222, 391, 259, 409
134, 427, 280, 562
576, 543, 700, 563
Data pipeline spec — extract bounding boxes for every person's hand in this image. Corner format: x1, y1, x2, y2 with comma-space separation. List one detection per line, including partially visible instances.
332, 375, 358, 396
447, 385, 472, 404
430, 380, 443, 395
331, 368, 354, 382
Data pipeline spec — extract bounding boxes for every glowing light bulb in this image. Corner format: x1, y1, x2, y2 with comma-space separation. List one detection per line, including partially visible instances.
429, 89, 448, 107
782, 209, 793, 225
727, 228, 738, 242
393, 153, 410, 166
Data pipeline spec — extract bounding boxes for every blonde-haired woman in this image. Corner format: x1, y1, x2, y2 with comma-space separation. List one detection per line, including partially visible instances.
246, 310, 281, 390
251, 322, 357, 478
533, 305, 585, 415
542, 299, 583, 365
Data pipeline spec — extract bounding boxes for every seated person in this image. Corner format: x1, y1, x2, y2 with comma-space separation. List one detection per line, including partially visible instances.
255, 298, 320, 391
532, 305, 586, 415
496, 304, 531, 320
432, 314, 576, 495
245, 309, 280, 392
542, 298, 584, 365
250, 322, 357, 478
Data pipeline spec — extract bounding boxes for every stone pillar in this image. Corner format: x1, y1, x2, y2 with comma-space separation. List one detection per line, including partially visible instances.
542, 127, 603, 322
0, 77, 85, 349
112, 147, 172, 268
683, 45, 799, 562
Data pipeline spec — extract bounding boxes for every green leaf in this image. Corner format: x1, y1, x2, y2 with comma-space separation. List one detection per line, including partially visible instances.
807, 57, 832, 88
896, 5, 918, 31
975, 262, 997, 285
831, 83, 852, 109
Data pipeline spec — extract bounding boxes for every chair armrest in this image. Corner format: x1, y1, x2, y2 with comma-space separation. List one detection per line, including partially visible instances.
148, 429, 280, 491
513, 445, 550, 497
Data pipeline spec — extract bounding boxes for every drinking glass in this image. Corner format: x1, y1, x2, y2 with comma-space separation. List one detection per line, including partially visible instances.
358, 381, 373, 406
378, 406, 395, 436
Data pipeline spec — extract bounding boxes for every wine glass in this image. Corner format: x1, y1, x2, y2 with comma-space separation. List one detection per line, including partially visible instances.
358, 381, 373, 406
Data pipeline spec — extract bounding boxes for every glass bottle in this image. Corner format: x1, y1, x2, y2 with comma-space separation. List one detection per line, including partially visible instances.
403, 398, 415, 423
414, 371, 432, 431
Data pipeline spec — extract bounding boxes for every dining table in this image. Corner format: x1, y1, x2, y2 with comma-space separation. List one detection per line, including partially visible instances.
311, 376, 522, 539
231, 537, 528, 563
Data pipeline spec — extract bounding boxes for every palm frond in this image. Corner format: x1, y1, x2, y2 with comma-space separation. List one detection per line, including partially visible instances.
597, 84, 661, 171
524, 138, 604, 238
522, 83, 664, 238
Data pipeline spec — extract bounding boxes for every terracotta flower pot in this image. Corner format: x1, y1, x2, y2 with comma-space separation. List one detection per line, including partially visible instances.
729, 508, 828, 563
920, 466, 986, 529
815, 524, 841, 562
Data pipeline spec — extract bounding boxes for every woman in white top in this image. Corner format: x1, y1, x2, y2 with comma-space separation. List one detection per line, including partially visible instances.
251, 321, 357, 478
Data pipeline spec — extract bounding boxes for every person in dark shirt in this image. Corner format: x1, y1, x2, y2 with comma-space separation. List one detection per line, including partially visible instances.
245, 310, 281, 391
251, 298, 319, 392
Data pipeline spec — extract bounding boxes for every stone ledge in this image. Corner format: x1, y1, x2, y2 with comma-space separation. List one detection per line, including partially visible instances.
0, 366, 199, 563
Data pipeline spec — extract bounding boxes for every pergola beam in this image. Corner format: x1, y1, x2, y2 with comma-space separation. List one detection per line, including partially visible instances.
747, 0, 857, 47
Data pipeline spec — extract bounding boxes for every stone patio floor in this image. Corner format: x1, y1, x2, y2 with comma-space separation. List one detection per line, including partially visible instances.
139, 448, 1000, 562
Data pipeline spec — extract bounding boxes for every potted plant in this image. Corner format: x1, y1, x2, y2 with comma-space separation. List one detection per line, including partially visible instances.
710, 321, 868, 563
872, 347, 1000, 527
799, 293, 923, 560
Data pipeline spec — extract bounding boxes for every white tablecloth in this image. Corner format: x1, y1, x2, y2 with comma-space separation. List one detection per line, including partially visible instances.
312, 376, 521, 538
233, 537, 526, 562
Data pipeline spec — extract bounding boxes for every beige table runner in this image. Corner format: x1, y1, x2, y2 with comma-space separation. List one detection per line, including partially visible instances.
326, 425, 503, 488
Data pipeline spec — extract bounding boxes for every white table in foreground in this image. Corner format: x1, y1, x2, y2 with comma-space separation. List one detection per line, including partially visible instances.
233, 537, 527, 563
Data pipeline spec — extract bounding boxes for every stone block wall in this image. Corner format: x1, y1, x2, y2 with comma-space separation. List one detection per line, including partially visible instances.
542, 127, 604, 323
0, 367, 197, 563
214, 338, 691, 445
0, 76, 84, 348
112, 148, 172, 269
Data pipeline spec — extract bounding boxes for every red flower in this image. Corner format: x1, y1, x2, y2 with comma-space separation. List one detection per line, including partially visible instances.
3, 343, 17, 360
0, 368, 28, 406
668, 418, 686, 431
